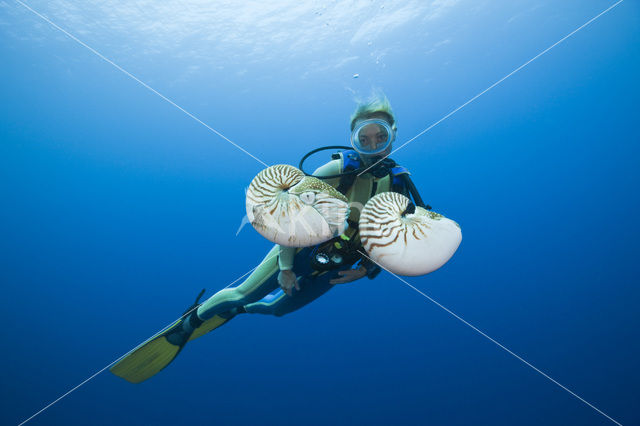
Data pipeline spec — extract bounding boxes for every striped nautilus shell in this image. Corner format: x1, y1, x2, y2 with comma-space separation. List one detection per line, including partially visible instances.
246, 165, 350, 247
359, 192, 462, 276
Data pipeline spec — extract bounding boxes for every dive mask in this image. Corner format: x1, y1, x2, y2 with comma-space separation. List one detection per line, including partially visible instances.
350, 119, 394, 155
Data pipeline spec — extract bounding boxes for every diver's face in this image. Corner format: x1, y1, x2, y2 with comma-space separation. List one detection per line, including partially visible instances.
354, 115, 393, 164
357, 122, 389, 152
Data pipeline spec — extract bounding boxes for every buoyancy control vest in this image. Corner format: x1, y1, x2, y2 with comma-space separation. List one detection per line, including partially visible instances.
304, 149, 430, 278
333, 149, 430, 211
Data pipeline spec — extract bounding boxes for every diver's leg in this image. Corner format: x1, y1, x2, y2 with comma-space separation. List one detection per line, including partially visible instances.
196, 245, 281, 321
244, 271, 335, 317
110, 247, 283, 383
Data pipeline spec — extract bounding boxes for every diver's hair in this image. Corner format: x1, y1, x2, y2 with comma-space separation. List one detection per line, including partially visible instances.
350, 91, 397, 131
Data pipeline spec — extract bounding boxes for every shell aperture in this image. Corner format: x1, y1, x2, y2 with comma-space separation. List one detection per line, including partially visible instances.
359, 192, 462, 276
246, 165, 350, 247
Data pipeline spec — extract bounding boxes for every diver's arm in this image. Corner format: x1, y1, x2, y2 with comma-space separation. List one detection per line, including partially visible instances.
278, 245, 295, 270
277, 245, 299, 295
329, 265, 367, 284
278, 269, 299, 296
275, 160, 339, 270
311, 159, 342, 188
277, 160, 342, 294
330, 257, 381, 284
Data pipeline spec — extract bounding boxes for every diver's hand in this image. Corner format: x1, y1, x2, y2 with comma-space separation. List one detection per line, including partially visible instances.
330, 265, 367, 284
278, 269, 300, 296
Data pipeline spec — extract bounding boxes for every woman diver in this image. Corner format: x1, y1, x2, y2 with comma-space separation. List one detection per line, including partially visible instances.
110, 94, 429, 383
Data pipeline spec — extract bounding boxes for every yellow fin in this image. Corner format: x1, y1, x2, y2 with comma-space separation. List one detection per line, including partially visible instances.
188, 315, 228, 341
110, 315, 230, 383
110, 330, 182, 384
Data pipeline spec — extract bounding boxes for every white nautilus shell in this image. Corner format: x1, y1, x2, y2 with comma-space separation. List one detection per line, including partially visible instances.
246, 164, 350, 247
359, 192, 462, 276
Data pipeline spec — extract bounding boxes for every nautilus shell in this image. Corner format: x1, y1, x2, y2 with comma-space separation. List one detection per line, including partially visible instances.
246, 165, 350, 247
359, 192, 462, 276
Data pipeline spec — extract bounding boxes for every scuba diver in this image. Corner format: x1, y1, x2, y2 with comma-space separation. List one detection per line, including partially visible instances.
110, 94, 438, 383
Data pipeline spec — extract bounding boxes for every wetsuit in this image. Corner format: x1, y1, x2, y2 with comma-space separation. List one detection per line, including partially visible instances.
195, 156, 408, 323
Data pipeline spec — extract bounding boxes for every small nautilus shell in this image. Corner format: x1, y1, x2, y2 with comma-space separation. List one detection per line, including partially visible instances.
359, 192, 462, 276
246, 165, 350, 247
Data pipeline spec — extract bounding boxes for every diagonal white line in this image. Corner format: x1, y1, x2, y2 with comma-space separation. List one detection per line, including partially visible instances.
358, 0, 625, 177
17, 250, 280, 425
358, 251, 623, 426
12, 0, 626, 424
14, 0, 269, 168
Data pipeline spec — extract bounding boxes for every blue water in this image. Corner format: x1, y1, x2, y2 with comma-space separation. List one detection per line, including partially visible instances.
1, 1, 639, 425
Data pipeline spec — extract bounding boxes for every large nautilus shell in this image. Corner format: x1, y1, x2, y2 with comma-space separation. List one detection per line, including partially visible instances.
246, 165, 350, 247
359, 192, 462, 276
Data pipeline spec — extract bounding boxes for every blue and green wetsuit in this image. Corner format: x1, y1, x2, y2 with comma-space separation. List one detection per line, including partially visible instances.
190, 155, 411, 337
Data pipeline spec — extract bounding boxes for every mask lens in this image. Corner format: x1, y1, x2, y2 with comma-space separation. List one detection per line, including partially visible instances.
351, 119, 393, 154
